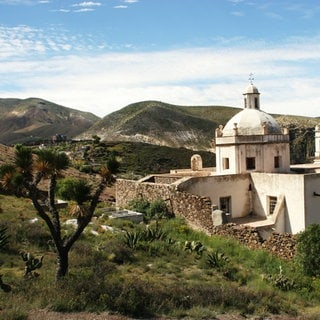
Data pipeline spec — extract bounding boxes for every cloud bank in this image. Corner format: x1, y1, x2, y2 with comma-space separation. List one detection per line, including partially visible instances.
0, 38, 319, 117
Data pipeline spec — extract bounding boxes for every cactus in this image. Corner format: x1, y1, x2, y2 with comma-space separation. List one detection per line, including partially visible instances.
0, 226, 9, 250
123, 230, 142, 250
20, 252, 44, 278
143, 225, 167, 242
206, 250, 229, 270
184, 240, 206, 256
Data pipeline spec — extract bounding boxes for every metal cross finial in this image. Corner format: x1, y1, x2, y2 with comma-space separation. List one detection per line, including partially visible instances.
248, 73, 254, 84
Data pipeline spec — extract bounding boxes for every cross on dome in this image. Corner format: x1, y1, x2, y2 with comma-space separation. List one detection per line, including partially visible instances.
248, 72, 254, 85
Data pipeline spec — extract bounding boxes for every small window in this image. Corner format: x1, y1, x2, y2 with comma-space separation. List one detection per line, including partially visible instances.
220, 196, 231, 213
268, 196, 277, 215
246, 157, 256, 170
244, 98, 247, 108
223, 157, 230, 170
254, 97, 259, 109
274, 156, 281, 168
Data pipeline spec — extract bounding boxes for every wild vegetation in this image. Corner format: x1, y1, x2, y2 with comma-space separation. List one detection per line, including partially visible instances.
1, 139, 320, 319
51, 140, 215, 178
0, 145, 115, 280
1, 192, 320, 319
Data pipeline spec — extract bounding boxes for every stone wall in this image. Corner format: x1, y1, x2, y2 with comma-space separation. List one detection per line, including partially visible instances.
170, 191, 213, 234
212, 223, 296, 260
116, 178, 214, 234
154, 176, 182, 184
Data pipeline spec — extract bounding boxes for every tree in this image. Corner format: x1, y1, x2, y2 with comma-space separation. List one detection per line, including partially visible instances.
0, 226, 11, 292
92, 134, 101, 144
296, 223, 320, 277
0, 145, 115, 280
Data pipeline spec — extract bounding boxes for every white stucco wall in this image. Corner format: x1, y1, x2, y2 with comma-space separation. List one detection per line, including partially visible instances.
177, 174, 251, 218
250, 172, 306, 234
216, 141, 290, 175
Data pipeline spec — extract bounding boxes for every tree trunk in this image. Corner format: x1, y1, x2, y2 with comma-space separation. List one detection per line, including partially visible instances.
56, 247, 69, 280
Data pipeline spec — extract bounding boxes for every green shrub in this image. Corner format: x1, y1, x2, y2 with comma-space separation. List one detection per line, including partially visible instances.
296, 224, 320, 277
127, 197, 150, 214
265, 266, 296, 291
56, 177, 91, 204
127, 197, 171, 223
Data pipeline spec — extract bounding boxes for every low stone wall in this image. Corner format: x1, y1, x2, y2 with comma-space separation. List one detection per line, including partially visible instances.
116, 179, 214, 234
116, 179, 175, 207
212, 223, 296, 260
170, 191, 213, 234
154, 176, 182, 184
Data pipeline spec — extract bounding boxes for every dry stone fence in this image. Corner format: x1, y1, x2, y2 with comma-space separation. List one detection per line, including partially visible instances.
116, 178, 297, 260
212, 223, 297, 260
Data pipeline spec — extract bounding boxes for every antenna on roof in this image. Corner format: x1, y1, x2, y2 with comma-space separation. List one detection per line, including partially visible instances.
248, 73, 254, 85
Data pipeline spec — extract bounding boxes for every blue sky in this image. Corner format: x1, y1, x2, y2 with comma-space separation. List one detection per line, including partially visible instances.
0, 0, 319, 117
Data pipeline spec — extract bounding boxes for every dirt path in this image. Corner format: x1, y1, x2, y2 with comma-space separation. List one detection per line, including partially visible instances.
27, 310, 303, 320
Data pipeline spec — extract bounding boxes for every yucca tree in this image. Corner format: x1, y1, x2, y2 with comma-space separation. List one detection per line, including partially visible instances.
0, 145, 115, 280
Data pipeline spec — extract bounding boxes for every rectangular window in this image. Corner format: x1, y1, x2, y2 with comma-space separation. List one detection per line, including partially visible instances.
223, 157, 230, 170
220, 196, 231, 213
268, 196, 277, 215
274, 156, 281, 168
254, 97, 259, 109
246, 157, 256, 170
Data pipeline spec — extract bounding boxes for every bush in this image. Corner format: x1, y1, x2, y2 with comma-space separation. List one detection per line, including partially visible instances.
127, 197, 150, 214
296, 224, 320, 277
56, 178, 91, 204
128, 197, 171, 223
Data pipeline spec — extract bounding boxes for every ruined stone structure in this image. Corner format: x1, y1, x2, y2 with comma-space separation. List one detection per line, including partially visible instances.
116, 83, 320, 235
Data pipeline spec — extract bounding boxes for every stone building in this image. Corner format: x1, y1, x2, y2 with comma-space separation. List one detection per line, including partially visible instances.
116, 83, 320, 235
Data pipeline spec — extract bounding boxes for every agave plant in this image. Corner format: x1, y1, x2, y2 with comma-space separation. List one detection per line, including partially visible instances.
206, 250, 229, 270
0, 226, 9, 250
123, 230, 142, 250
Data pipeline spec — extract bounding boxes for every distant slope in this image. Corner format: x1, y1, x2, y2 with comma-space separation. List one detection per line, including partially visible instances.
0, 98, 100, 145
78, 100, 241, 151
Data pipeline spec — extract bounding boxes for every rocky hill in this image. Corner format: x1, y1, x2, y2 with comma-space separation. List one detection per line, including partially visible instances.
0, 98, 100, 145
0, 98, 319, 164
78, 100, 320, 163
78, 100, 240, 151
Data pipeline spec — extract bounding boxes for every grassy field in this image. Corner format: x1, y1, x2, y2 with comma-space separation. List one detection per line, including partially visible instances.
1, 194, 320, 320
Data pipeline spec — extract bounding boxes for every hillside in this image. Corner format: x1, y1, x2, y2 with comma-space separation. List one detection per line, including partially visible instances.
0, 98, 319, 164
78, 101, 241, 151
0, 98, 100, 145
78, 101, 320, 162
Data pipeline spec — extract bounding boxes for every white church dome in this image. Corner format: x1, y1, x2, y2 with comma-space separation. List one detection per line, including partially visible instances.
222, 108, 283, 136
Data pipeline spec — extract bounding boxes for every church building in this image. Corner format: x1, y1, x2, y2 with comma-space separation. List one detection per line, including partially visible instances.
116, 83, 320, 235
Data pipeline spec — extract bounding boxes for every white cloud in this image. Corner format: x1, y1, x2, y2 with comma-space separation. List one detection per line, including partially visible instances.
71, 1, 101, 7
74, 8, 94, 12
230, 11, 244, 16
0, 0, 35, 4
114, 5, 127, 9
1, 37, 319, 118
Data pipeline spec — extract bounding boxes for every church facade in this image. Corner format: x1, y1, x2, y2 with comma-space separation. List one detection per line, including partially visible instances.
116, 84, 320, 235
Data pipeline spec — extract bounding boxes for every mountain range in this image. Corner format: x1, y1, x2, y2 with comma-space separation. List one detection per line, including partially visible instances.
0, 98, 99, 145
0, 98, 319, 163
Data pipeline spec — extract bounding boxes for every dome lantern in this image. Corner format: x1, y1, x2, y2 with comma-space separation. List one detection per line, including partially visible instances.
243, 84, 260, 110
